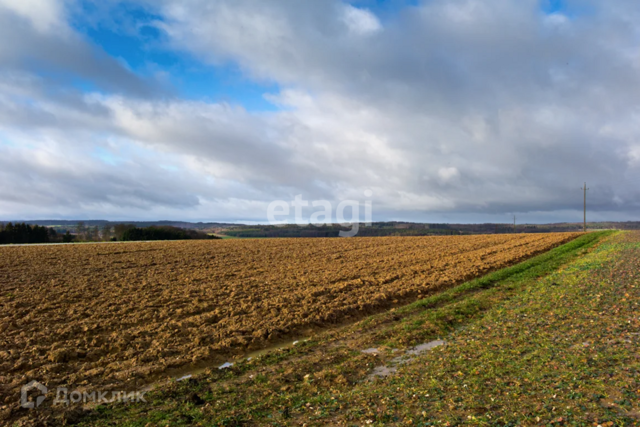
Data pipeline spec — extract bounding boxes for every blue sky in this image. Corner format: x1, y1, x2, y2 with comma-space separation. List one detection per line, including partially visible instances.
71, 1, 281, 110
0, 0, 639, 223
542, 0, 564, 14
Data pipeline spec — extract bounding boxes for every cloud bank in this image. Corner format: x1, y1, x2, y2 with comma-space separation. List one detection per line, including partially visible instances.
0, 0, 639, 223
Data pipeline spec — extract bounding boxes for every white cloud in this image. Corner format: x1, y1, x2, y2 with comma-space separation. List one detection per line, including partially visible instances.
0, 0, 66, 33
341, 5, 381, 35
2, 0, 640, 221
438, 167, 460, 184
628, 145, 640, 166
543, 13, 569, 27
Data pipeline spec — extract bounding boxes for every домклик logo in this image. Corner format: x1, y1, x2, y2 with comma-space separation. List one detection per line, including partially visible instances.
21, 380, 48, 409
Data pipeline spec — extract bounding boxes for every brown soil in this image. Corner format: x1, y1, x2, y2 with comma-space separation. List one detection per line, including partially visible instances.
0, 233, 580, 405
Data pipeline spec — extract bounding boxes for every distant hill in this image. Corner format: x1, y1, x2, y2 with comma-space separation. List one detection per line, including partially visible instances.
2, 220, 638, 238
219, 221, 640, 238
6, 220, 241, 231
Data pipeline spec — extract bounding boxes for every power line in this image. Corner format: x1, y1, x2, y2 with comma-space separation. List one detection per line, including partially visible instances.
581, 182, 589, 232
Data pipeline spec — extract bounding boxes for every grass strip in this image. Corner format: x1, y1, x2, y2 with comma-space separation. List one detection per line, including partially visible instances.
399, 231, 613, 315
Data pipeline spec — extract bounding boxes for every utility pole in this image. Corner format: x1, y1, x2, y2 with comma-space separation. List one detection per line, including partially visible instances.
581, 182, 589, 232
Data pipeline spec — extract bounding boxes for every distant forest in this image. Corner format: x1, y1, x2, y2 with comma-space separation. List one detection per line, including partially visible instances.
71, 223, 217, 242
0, 222, 58, 244
0, 222, 217, 244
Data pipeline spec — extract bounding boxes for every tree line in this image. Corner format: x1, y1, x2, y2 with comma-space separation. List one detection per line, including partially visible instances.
73, 222, 216, 241
0, 222, 56, 244
0, 222, 218, 244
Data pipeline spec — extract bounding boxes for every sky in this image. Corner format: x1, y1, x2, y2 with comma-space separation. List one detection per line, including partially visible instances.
0, 0, 639, 224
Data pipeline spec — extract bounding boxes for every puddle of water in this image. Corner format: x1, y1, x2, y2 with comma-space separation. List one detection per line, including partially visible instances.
218, 362, 233, 369
366, 340, 445, 381
406, 340, 445, 356
176, 374, 192, 382
369, 365, 397, 378
361, 348, 379, 354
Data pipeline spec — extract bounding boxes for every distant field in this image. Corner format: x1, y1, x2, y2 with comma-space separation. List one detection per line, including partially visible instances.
0, 233, 580, 409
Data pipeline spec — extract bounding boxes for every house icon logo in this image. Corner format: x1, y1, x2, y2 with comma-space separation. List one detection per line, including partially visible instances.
21, 380, 48, 409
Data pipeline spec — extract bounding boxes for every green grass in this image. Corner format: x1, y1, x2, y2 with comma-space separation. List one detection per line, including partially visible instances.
339, 230, 640, 426
396, 231, 609, 316
69, 231, 630, 427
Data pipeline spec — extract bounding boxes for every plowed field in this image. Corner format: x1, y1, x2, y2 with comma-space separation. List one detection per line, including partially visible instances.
0, 233, 580, 403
